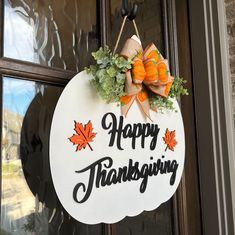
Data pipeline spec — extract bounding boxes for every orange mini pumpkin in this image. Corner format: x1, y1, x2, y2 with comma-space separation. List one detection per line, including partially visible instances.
132, 58, 146, 83
144, 59, 158, 82
146, 50, 161, 63
157, 62, 169, 84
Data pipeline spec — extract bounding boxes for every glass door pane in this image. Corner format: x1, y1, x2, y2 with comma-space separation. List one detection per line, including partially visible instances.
1, 77, 103, 235
4, 0, 99, 71
1, 77, 63, 235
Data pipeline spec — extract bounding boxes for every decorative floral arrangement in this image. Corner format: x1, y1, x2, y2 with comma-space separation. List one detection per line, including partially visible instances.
85, 46, 132, 103
85, 36, 188, 119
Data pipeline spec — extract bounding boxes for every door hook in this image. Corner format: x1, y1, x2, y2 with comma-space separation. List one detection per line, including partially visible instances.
121, 0, 138, 21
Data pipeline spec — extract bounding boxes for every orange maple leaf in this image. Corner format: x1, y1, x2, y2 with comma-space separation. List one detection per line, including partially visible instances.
163, 128, 178, 152
69, 120, 97, 151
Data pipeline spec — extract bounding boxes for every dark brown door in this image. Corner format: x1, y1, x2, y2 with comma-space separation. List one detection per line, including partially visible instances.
0, 0, 201, 235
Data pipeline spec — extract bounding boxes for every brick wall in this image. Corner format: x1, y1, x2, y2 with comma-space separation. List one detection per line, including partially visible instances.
225, 0, 235, 120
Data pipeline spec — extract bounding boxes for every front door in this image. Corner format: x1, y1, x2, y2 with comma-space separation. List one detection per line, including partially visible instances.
0, 0, 201, 234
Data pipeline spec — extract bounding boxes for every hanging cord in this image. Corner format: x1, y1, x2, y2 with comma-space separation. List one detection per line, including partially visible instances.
113, 16, 141, 54
132, 19, 140, 39
113, 16, 128, 54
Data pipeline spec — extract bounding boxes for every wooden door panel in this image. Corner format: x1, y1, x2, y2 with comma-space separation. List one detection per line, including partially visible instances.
111, 204, 174, 235
108, 0, 164, 53
106, 1, 177, 234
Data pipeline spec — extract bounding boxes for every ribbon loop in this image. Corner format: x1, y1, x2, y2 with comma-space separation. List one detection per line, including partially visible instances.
120, 36, 174, 119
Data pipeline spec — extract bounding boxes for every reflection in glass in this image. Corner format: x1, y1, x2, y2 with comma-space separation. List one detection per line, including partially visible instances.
1, 77, 103, 235
4, 0, 99, 71
2, 78, 36, 235
1, 77, 62, 235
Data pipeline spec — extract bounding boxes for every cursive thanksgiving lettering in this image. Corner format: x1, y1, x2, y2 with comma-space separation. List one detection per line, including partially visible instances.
73, 156, 179, 203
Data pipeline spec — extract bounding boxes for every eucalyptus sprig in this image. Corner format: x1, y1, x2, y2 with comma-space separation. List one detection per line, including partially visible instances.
85, 46, 133, 103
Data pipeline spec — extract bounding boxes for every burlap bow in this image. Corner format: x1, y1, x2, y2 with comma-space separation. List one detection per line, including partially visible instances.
120, 37, 174, 120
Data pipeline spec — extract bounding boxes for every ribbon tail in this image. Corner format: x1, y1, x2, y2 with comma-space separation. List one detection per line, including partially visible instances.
125, 70, 142, 95
136, 91, 152, 121
120, 95, 136, 118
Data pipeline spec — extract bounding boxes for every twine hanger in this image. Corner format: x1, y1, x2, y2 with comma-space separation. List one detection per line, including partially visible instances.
113, 1, 140, 54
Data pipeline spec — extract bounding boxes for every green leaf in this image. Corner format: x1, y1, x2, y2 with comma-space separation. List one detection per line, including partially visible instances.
107, 67, 117, 77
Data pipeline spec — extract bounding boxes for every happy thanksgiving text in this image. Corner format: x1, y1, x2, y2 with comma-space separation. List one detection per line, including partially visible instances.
73, 112, 179, 203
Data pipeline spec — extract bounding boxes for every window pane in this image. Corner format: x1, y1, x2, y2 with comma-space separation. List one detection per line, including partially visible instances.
1, 77, 62, 235
4, 0, 99, 71
1, 77, 103, 235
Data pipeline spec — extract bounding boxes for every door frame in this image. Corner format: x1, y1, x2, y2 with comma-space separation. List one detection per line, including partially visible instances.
2, 0, 234, 234
181, 0, 235, 234
175, 0, 203, 234
0, 0, 203, 234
